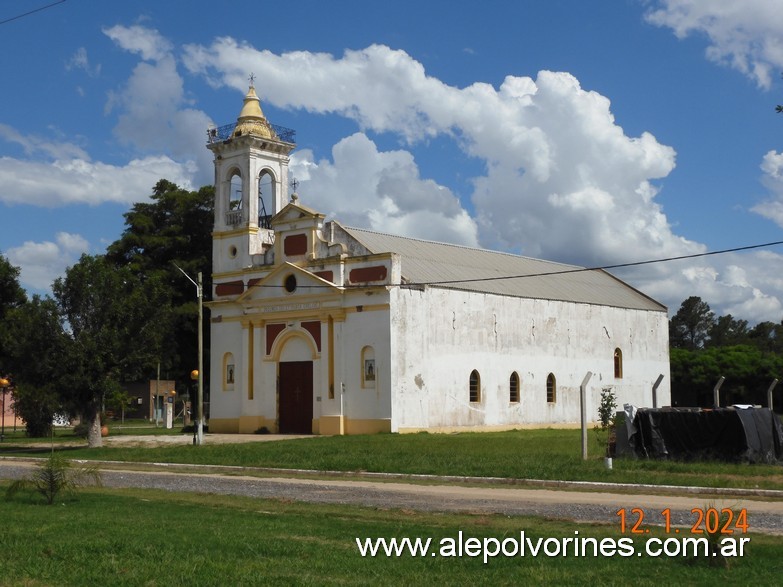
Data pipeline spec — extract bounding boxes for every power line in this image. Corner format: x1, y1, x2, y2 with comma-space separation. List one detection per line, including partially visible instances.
418, 239, 783, 288
0, 0, 66, 26
238, 238, 783, 290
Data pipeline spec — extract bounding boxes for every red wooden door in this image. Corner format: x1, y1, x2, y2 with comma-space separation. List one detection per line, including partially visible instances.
278, 361, 313, 434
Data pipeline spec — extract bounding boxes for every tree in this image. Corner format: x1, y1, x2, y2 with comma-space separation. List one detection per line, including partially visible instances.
747, 321, 783, 353
669, 296, 715, 350
0, 254, 26, 320
106, 180, 214, 381
706, 314, 749, 348
3, 296, 68, 437
2, 181, 213, 438
0, 254, 27, 374
53, 254, 171, 447
106, 385, 133, 425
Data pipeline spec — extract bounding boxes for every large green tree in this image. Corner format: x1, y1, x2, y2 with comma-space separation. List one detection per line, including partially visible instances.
3, 295, 67, 436
53, 254, 171, 446
106, 179, 214, 382
2, 181, 214, 438
0, 254, 26, 320
706, 314, 749, 348
0, 254, 28, 374
669, 296, 715, 350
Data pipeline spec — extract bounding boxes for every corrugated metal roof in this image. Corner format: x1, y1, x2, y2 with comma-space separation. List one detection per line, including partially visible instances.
342, 226, 666, 312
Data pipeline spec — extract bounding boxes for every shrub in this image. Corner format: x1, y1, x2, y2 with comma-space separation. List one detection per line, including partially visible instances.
5, 453, 102, 505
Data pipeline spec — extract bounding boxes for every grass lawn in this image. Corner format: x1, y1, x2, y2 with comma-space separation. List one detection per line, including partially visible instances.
1, 484, 780, 586
0, 420, 185, 444
2, 429, 783, 490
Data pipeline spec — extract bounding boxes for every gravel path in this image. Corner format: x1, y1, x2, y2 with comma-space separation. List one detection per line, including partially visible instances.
2, 458, 783, 535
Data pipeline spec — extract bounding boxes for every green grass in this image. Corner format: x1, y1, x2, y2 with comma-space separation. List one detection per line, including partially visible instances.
3, 429, 782, 490
0, 420, 187, 444
1, 484, 780, 586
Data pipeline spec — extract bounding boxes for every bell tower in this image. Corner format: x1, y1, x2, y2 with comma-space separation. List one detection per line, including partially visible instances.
207, 77, 296, 273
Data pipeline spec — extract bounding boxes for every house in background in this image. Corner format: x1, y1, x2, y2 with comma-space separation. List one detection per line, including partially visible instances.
205, 83, 671, 435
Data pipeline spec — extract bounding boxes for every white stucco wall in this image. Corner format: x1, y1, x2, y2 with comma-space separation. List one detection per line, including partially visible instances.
332, 296, 392, 425
390, 286, 670, 431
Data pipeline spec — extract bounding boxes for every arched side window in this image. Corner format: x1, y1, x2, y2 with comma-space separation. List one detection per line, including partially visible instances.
509, 371, 520, 403
258, 170, 276, 228
469, 370, 481, 403
229, 172, 243, 209
361, 346, 376, 388
614, 348, 623, 379
546, 373, 556, 403
223, 352, 235, 391
227, 171, 243, 226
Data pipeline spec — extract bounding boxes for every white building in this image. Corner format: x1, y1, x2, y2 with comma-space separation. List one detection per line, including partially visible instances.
206, 84, 671, 435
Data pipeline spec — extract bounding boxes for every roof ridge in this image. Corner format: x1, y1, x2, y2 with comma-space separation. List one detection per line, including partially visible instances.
342, 225, 582, 269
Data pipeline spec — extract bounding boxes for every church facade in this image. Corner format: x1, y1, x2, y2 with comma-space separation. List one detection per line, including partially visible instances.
206, 84, 671, 435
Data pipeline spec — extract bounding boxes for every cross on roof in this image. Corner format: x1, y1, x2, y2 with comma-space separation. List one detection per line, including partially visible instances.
249, 72, 256, 87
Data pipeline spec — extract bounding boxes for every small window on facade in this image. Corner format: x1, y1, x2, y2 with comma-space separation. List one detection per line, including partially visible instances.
614, 348, 623, 379
362, 346, 376, 388
510, 372, 520, 403
469, 370, 481, 403
546, 373, 556, 403
223, 353, 235, 391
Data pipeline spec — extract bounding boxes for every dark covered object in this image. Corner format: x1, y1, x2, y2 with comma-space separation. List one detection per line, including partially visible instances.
630, 407, 783, 463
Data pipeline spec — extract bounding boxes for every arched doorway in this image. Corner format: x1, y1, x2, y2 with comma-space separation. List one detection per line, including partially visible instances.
278, 361, 313, 433
275, 333, 315, 434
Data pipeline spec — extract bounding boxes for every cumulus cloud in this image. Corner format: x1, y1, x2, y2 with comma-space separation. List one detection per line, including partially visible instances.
102, 25, 173, 62
291, 133, 479, 246
180, 38, 783, 321
7, 22, 783, 322
751, 150, 783, 226
6, 232, 89, 291
104, 25, 214, 186
182, 41, 693, 264
0, 123, 89, 161
0, 150, 195, 207
646, 0, 783, 89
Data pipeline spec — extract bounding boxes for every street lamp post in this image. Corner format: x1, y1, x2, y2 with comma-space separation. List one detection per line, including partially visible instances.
190, 369, 199, 444
0, 377, 9, 442
175, 264, 204, 445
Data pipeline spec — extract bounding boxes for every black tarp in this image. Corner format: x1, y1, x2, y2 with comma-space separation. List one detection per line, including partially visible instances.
629, 407, 783, 463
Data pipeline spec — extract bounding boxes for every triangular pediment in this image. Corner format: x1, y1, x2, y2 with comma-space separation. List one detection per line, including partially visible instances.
270, 199, 325, 227
236, 262, 340, 304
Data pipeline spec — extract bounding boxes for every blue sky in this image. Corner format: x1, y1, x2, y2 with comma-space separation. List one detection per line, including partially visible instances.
2, 0, 783, 323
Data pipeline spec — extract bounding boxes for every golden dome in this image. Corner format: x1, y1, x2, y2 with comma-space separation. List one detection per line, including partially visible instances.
233, 84, 275, 140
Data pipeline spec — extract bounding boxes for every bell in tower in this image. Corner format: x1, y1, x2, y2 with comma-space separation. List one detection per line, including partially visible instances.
206, 75, 296, 274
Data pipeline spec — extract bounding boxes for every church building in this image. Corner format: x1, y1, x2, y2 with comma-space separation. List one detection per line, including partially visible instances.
206, 83, 671, 435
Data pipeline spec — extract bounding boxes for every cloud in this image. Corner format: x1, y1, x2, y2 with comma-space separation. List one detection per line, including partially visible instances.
102, 25, 173, 62
105, 26, 214, 186
291, 133, 479, 246
180, 39, 783, 321
751, 150, 783, 226
646, 0, 783, 89
65, 47, 101, 77
182, 41, 690, 263
6, 232, 89, 290
0, 150, 195, 207
0, 123, 89, 161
